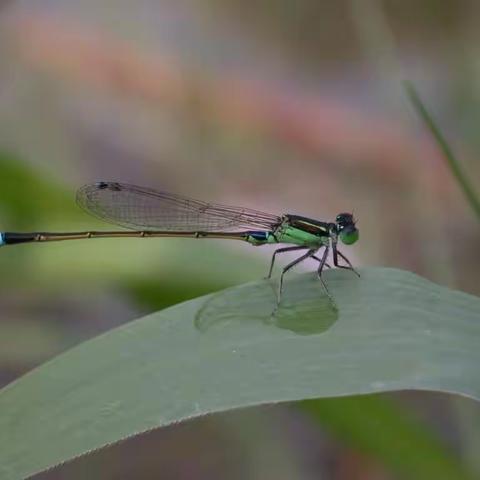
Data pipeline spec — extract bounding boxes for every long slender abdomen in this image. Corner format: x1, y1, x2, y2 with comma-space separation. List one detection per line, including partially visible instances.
0, 230, 255, 246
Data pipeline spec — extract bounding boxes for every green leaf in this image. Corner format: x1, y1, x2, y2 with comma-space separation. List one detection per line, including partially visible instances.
0, 267, 478, 479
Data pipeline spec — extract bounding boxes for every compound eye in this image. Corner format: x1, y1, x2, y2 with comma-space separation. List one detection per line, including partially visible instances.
339, 225, 359, 245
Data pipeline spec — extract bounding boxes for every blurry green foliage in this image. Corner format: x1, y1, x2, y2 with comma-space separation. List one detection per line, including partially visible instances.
0, 151, 78, 228
302, 395, 473, 480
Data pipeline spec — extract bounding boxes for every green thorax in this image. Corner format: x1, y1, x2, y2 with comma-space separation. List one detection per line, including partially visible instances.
275, 225, 329, 247
246, 214, 332, 247
275, 214, 331, 246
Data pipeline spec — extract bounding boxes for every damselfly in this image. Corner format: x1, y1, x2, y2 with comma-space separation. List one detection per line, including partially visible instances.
0, 182, 359, 303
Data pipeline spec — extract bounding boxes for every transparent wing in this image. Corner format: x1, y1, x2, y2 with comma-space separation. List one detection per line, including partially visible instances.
76, 182, 281, 231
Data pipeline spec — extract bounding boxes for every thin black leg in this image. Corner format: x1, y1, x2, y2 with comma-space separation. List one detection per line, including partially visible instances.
312, 254, 331, 269
333, 246, 360, 277
277, 248, 317, 303
316, 245, 333, 300
316, 245, 330, 276
266, 245, 309, 279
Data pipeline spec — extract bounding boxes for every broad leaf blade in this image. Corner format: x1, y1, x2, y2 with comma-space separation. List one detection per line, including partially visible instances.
0, 267, 479, 479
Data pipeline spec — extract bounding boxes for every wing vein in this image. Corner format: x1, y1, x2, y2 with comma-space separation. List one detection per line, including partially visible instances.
76, 182, 280, 232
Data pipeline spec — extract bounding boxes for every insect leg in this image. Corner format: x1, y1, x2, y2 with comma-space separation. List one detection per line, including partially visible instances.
266, 245, 309, 279
277, 248, 317, 303
333, 247, 360, 277
315, 245, 335, 300
312, 250, 331, 269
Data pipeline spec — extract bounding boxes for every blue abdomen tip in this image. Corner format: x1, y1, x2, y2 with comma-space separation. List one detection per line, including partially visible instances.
0, 233, 5, 246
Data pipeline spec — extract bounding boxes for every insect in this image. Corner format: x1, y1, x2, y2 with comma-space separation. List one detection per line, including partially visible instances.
0, 182, 359, 303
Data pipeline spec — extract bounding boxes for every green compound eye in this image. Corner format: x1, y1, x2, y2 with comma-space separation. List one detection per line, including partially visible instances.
340, 226, 359, 245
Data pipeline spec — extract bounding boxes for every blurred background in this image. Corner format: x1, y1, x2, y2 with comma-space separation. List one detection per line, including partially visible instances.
0, 0, 479, 479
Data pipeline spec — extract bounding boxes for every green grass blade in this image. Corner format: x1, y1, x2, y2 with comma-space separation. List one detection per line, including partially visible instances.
302, 395, 473, 480
404, 80, 480, 219
0, 267, 479, 479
